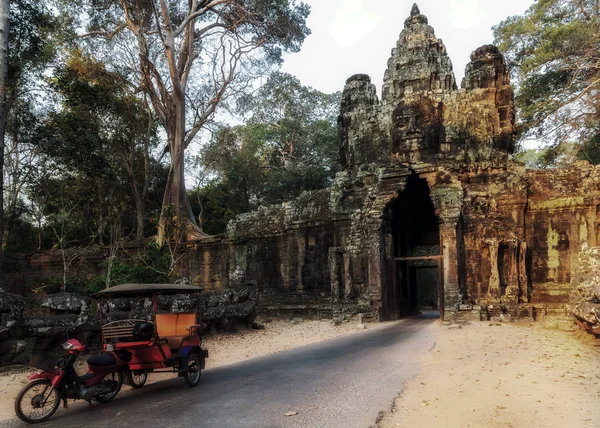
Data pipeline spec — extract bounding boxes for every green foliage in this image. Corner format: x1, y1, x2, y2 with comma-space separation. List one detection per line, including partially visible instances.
33, 49, 165, 244
236, 72, 341, 180
516, 143, 582, 168
494, 0, 600, 164
577, 130, 600, 164
3, 214, 39, 253
8, 0, 61, 88
34, 276, 89, 294
225, 0, 311, 64
44, 49, 156, 173
189, 182, 236, 236
194, 72, 341, 234
86, 243, 171, 295
4, 0, 64, 247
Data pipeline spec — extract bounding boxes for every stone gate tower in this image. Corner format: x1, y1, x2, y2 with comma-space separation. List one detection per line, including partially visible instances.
190, 5, 600, 323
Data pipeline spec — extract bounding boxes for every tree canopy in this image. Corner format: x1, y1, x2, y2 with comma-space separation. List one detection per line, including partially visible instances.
193, 72, 341, 235
3, 0, 62, 249
494, 0, 600, 164
37, 49, 163, 242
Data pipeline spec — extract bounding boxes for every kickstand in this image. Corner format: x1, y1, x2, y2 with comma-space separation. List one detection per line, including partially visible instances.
62, 397, 68, 409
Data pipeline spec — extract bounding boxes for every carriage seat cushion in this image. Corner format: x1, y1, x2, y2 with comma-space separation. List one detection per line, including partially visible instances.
155, 313, 197, 351
88, 349, 132, 367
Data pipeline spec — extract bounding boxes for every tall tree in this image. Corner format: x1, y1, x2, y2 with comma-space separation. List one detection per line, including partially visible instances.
0, 0, 10, 284
53, 50, 158, 239
77, 0, 310, 246
494, 0, 600, 162
0, 0, 10, 282
39, 50, 162, 242
4, 0, 60, 246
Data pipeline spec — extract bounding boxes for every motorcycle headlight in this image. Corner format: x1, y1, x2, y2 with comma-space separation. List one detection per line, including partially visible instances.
63, 341, 76, 350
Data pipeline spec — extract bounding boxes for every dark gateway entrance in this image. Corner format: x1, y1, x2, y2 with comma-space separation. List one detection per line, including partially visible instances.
382, 174, 443, 320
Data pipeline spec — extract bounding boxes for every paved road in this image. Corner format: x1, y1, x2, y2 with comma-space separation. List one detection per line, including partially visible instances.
3, 315, 438, 428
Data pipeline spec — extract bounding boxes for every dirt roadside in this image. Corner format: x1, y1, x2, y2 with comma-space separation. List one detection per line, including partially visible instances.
377, 321, 600, 428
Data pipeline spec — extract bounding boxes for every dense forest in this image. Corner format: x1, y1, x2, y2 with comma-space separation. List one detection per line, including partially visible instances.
0, 0, 597, 291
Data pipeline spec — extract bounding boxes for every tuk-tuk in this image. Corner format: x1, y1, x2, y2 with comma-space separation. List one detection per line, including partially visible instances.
92, 283, 209, 388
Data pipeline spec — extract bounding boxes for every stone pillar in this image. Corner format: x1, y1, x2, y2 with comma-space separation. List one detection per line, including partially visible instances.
431, 180, 464, 320
518, 241, 529, 303
486, 238, 500, 299
504, 241, 520, 303
367, 251, 382, 304
343, 253, 353, 299
440, 220, 460, 317
328, 248, 343, 302
296, 234, 306, 292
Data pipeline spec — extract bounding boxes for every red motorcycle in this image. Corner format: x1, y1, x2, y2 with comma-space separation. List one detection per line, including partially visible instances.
14, 338, 131, 424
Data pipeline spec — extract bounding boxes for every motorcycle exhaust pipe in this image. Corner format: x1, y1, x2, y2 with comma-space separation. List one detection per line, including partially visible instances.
80, 381, 118, 400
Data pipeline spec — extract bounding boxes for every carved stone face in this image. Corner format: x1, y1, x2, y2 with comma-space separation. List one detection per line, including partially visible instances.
391, 97, 440, 159
394, 102, 423, 138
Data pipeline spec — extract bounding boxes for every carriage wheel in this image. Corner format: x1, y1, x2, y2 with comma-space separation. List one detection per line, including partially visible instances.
183, 353, 201, 387
130, 370, 148, 389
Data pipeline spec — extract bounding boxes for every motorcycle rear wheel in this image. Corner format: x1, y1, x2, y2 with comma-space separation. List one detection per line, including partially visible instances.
15, 379, 61, 424
95, 371, 123, 403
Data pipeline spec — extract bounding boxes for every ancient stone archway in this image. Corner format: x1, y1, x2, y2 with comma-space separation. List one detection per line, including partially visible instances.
382, 173, 442, 320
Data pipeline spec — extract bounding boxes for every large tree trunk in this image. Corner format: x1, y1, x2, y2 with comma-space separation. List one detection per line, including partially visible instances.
134, 192, 145, 240
137, 108, 152, 240
0, 0, 9, 286
156, 96, 199, 246
124, 163, 145, 240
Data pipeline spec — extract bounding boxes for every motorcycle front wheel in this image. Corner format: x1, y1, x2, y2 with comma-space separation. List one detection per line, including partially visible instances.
15, 379, 61, 424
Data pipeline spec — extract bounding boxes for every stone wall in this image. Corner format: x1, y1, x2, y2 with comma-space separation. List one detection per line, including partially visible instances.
570, 245, 600, 336
3, 247, 109, 295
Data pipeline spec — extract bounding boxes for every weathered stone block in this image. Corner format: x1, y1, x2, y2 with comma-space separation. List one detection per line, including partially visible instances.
42, 293, 89, 313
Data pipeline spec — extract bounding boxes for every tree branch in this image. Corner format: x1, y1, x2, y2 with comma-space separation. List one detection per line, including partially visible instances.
174, 0, 229, 36
78, 22, 127, 39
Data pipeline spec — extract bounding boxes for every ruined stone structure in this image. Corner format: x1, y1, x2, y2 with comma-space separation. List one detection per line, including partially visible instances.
0, 289, 259, 366
187, 5, 600, 321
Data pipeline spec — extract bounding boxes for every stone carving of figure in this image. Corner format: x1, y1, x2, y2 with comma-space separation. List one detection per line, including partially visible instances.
488, 197, 498, 215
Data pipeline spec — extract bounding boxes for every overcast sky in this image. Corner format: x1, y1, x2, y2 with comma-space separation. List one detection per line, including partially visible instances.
281, 0, 535, 95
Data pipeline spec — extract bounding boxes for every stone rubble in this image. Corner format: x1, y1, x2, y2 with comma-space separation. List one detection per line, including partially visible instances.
569, 244, 600, 336
0, 287, 259, 366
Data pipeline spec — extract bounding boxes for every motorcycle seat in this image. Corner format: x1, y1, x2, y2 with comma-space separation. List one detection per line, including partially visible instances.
87, 349, 132, 366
